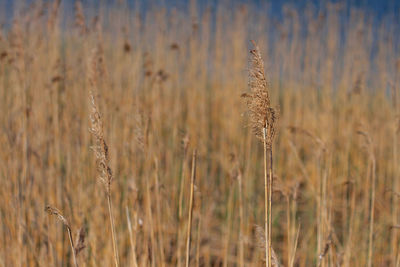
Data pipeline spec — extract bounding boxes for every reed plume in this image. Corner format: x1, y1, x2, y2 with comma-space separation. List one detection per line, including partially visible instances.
88, 51, 120, 267
242, 41, 278, 267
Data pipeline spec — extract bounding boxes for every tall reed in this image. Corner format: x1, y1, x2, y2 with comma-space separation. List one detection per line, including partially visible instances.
185, 150, 197, 267
88, 54, 120, 266
243, 41, 278, 267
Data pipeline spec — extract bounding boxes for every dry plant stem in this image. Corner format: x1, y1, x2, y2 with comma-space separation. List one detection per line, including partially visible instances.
186, 150, 197, 267
223, 184, 234, 267
196, 217, 201, 267
88, 91, 119, 267
343, 182, 355, 267
367, 155, 376, 267
238, 172, 245, 267
196, 198, 202, 267
178, 141, 189, 267
268, 146, 273, 267
263, 127, 272, 267
45, 206, 78, 267
67, 227, 79, 267
286, 196, 291, 266
263, 127, 269, 267
126, 206, 138, 267
145, 175, 156, 266
107, 192, 120, 267
154, 158, 166, 266
393, 125, 399, 266
289, 224, 300, 267
317, 154, 325, 267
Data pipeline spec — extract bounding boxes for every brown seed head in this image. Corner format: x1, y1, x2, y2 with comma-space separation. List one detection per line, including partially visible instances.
242, 41, 277, 147
45, 205, 71, 229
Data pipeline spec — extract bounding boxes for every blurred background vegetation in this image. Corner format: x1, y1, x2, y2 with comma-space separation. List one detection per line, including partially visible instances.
0, 0, 399, 266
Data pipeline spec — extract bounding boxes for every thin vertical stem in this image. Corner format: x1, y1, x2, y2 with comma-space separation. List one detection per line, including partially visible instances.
177, 149, 187, 267
196, 199, 202, 267
66, 227, 78, 267
263, 127, 270, 267
185, 150, 197, 267
154, 158, 166, 266
107, 193, 119, 267
367, 156, 376, 267
126, 206, 138, 267
268, 148, 273, 267
393, 126, 399, 266
145, 177, 156, 266
238, 172, 245, 267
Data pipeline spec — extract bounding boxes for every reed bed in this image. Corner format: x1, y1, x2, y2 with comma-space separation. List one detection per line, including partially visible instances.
0, 1, 399, 266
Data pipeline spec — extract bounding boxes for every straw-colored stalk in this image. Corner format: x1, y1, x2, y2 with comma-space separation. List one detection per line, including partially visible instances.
238, 170, 245, 267
154, 157, 166, 266
45, 205, 78, 267
178, 135, 190, 267
223, 179, 234, 267
357, 130, 376, 267
195, 193, 202, 267
88, 89, 119, 267
263, 127, 273, 267
243, 41, 277, 267
126, 206, 138, 267
185, 150, 197, 267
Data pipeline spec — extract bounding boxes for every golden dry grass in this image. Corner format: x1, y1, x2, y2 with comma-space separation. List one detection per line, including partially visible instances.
0, 1, 399, 266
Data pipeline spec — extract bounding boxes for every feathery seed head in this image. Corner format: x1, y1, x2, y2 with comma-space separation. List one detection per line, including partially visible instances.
89, 91, 113, 193
242, 41, 277, 147
45, 205, 71, 229
88, 49, 113, 194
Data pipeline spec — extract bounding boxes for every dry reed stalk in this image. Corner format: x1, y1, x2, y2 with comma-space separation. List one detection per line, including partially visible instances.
145, 166, 156, 266
223, 180, 234, 267
242, 41, 277, 267
357, 130, 376, 267
88, 54, 119, 266
281, 181, 299, 267
226, 154, 242, 267
237, 170, 245, 267
45, 205, 78, 267
343, 181, 356, 267
178, 134, 190, 267
154, 157, 166, 266
392, 96, 399, 266
185, 150, 197, 267
195, 216, 201, 267
195, 193, 202, 267
126, 206, 138, 267
289, 224, 300, 267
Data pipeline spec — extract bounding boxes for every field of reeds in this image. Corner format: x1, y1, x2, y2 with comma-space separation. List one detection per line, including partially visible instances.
1, 0, 400, 266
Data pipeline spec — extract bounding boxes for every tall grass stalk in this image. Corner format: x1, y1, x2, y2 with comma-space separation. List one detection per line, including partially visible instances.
243, 41, 278, 267
88, 66, 120, 266
185, 150, 197, 267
